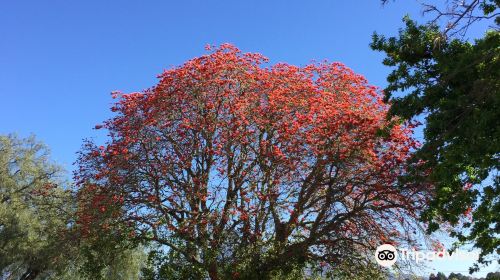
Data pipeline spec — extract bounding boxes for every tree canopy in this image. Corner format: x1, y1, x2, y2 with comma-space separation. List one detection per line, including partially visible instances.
372, 1, 499, 270
0, 134, 146, 280
0, 135, 73, 279
75, 44, 430, 279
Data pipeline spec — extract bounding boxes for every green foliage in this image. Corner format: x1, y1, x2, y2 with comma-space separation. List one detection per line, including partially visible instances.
428, 271, 500, 280
326, 261, 387, 280
0, 134, 73, 279
486, 271, 500, 280
371, 15, 499, 269
141, 247, 207, 280
480, 0, 500, 25
0, 134, 147, 279
58, 245, 147, 280
73, 236, 147, 280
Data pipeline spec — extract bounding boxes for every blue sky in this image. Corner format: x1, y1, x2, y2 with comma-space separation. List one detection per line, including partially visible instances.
1, 0, 497, 277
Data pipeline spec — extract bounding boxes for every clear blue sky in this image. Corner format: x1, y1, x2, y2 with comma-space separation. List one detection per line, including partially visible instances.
0, 0, 497, 277
1, 0, 426, 169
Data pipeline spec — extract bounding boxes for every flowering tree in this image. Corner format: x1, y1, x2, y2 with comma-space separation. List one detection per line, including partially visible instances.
76, 44, 429, 279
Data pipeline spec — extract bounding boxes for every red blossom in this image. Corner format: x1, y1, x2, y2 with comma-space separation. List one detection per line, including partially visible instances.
75, 44, 431, 276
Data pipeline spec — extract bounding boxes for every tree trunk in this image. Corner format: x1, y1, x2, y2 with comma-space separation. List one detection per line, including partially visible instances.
208, 262, 219, 280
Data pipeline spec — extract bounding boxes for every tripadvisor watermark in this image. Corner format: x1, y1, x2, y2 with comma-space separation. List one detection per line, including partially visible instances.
375, 244, 480, 267
375, 244, 398, 267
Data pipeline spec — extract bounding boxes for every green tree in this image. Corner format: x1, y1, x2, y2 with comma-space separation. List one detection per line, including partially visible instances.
0, 134, 74, 279
141, 246, 208, 280
448, 272, 470, 280
0, 134, 146, 279
486, 271, 500, 280
371, 1, 499, 271
437, 272, 448, 280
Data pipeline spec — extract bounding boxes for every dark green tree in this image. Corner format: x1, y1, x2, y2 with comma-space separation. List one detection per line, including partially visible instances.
429, 272, 451, 280
372, 1, 499, 271
141, 246, 207, 280
448, 272, 471, 280
486, 271, 500, 280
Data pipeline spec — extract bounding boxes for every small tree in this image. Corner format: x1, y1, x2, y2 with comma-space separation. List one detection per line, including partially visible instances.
76, 44, 430, 279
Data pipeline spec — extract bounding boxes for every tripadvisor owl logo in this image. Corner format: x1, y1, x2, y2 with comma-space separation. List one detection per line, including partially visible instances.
375, 244, 398, 267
